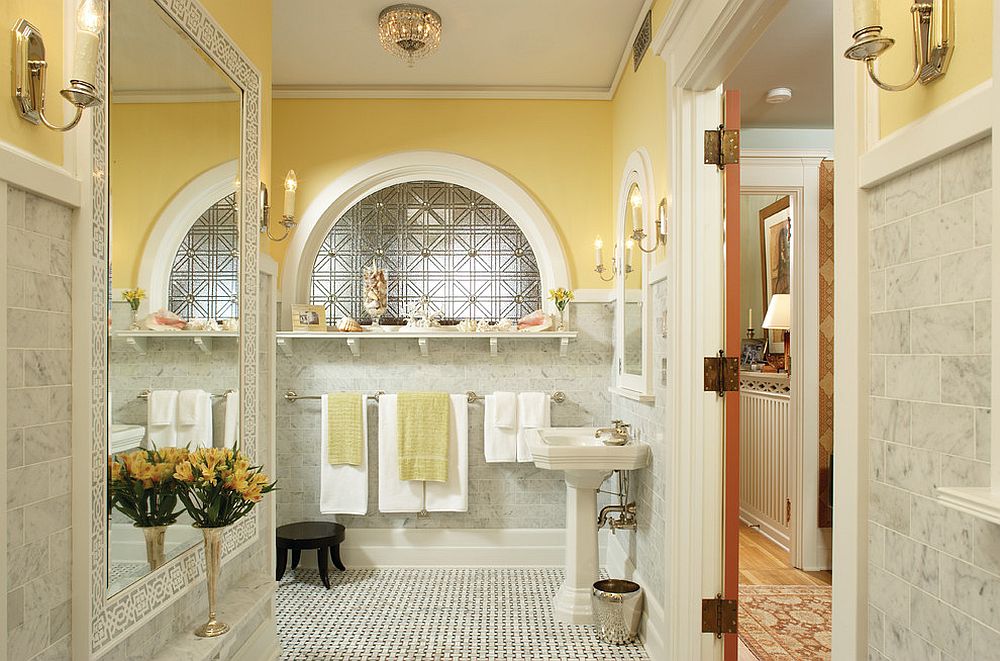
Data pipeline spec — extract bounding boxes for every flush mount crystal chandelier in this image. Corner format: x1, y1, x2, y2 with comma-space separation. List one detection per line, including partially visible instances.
378, 4, 442, 64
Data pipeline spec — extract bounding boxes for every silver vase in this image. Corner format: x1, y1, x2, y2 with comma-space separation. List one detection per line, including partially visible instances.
194, 527, 230, 638
139, 525, 167, 571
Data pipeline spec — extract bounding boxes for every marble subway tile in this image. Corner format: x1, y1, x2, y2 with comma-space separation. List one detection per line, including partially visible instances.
870, 606, 886, 651
871, 310, 910, 354
908, 198, 975, 261
940, 555, 1000, 630
885, 530, 939, 593
47, 599, 70, 643
972, 620, 1000, 661
23, 350, 71, 387
6, 229, 50, 273
976, 408, 991, 463
885, 356, 940, 402
7, 507, 23, 551
48, 239, 70, 278
871, 356, 886, 396
7, 462, 50, 509
6, 267, 24, 308
973, 519, 1000, 577
974, 191, 993, 247
885, 619, 943, 661
871, 221, 910, 269
975, 301, 992, 354
23, 194, 72, 240
910, 304, 974, 354
941, 138, 991, 203
909, 587, 974, 660
21, 495, 71, 544
7, 308, 47, 349
868, 648, 889, 661
7, 428, 23, 470
909, 402, 975, 457
884, 443, 939, 497
886, 260, 940, 311
940, 246, 990, 304
871, 269, 887, 312
910, 495, 974, 561
869, 522, 886, 568
884, 159, 941, 222
7, 587, 23, 632
868, 565, 911, 622
7, 538, 49, 590
939, 455, 989, 488
23, 272, 71, 313
941, 356, 990, 407
870, 482, 911, 534
870, 439, 886, 482
869, 186, 887, 228
7, 186, 25, 228
6, 610, 49, 661
23, 422, 72, 464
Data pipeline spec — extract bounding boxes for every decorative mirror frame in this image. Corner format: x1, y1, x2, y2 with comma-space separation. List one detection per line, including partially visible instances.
86, 0, 261, 653
615, 149, 655, 396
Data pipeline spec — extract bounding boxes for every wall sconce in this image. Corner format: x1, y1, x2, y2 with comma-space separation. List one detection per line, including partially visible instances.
260, 170, 298, 242
593, 236, 632, 282
844, 0, 953, 91
631, 198, 668, 253
12, 0, 105, 132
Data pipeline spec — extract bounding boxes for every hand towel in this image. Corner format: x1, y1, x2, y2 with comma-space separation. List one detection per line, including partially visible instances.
327, 393, 364, 465
177, 389, 203, 426
426, 395, 469, 512
176, 391, 213, 449
321, 394, 369, 515
222, 390, 239, 449
147, 390, 178, 447
396, 392, 450, 482
484, 395, 517, 463
378, 395, 425, 513
516, 392, 551, 462
492, 391, 517, 428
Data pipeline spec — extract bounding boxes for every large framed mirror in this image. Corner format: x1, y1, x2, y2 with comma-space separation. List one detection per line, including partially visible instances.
86, 0, 261, 653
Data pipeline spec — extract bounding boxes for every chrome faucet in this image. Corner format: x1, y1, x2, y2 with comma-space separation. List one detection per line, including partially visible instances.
595, 420, 631, 445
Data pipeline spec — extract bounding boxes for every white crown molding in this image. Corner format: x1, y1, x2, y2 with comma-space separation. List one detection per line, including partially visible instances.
859, 80, 992, 189
111, 89, 238, 104
272, 85, 613, 101
608, 0, 655, 99
0, 140, 81, 207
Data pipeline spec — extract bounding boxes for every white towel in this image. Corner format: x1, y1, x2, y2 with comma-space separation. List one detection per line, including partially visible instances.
177, 389, 202, 426
426, 395, 468, 512
147, 390, 178, 447
222, 390, 239, 449
176, 391, 213, 449
492, 391, 517, 428
320, 394, 369, 516
484, 395, 517, 463
517, 392, 551, 462
377, 394, 425, 513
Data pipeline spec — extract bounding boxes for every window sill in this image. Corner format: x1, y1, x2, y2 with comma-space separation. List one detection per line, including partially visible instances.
936, 487, 1000, 526
608, 386, 656, 404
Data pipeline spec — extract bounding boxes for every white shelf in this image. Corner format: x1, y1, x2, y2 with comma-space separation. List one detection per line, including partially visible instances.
110, 330, 238, 355
274, 330, 578, 358
936, 487, 1000, 525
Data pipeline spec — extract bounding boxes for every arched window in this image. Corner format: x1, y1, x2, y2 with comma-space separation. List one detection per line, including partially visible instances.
311, 181, 541, 323
168, 192, 239, 320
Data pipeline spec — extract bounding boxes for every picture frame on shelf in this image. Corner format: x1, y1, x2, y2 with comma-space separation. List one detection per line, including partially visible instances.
291, 304, 326, 331
740, 338, 767, 366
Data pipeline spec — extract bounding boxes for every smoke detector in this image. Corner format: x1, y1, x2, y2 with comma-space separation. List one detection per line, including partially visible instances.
765, 87, 793, 104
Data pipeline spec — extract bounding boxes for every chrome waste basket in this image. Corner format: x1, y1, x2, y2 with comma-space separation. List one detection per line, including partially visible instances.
591, 579, 643, 644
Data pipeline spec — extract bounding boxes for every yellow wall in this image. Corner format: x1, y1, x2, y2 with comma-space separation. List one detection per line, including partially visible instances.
110, 102, 240, 288
1, 0, 66, 165
270, 99, 612, 289
879, 0, 992, 136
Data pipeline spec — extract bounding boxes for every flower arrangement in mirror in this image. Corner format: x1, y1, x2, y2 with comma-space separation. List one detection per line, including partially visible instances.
108, 446, 189, 570
548, 288, 575, 331
122, 287, 146, 330
172, 447, 276, 638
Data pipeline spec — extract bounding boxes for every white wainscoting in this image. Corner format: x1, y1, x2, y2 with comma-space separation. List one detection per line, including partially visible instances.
739, 373, 792, 549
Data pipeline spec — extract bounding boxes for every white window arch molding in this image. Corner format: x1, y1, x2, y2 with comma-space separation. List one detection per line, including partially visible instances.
281, 151, 572, 315
137, 159, 239, 312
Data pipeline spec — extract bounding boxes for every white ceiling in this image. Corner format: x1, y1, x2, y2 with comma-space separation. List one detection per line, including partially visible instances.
726, 0, 833, 128
272, 0, 647, 96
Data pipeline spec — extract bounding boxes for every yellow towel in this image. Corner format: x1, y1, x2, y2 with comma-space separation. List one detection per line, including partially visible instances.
397, 392, 450, 482
327, 393, 364, 466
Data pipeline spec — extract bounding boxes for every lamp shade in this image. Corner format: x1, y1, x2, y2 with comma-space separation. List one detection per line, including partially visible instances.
762, 294, 791, 330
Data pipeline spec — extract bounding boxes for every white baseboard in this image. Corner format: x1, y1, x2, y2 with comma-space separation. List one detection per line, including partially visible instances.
602, 532, 666, 661
739, 512, 790, 552
292, 528, 566, 568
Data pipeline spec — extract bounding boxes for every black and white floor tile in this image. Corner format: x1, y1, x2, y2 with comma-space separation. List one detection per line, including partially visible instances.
276, 567, 649, 660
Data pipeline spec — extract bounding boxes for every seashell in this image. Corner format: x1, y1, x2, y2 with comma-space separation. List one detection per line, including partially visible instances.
493, 319, 514, 332
337, 317, 363, 332
457, 319, 477, 333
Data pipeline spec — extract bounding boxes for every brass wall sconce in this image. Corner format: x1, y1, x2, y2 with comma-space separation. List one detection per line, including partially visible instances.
631, 198, 668, 253
12, 0, 105, 132
260, 170, 298, 242
593, 237, 633, 282
844, 0, 954, 91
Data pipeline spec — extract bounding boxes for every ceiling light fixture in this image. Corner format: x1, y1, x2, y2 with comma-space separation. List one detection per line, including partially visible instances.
765, 87, 792, 104
378, 4, 442, 65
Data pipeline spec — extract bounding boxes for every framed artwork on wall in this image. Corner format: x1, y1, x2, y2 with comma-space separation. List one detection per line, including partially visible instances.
759, 196, 791, 349
291, 303, 326, 331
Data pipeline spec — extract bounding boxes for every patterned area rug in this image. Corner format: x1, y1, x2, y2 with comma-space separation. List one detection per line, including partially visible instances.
738, 585, 832, 661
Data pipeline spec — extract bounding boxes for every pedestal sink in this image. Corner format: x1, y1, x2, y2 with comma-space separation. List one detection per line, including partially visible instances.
527, 427, 650, 624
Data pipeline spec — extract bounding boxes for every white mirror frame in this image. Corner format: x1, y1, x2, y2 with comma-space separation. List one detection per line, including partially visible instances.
79, 0, 261, 654
615, 149, 655, 396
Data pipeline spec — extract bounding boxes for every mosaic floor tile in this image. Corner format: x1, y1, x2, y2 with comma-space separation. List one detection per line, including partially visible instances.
276, 567, 648, 660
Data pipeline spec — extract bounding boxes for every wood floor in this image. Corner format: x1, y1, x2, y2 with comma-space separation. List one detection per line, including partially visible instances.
738, 524, 832, 587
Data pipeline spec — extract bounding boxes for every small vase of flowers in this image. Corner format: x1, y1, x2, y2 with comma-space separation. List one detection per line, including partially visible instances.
108, 447, 189, 571
172, 447, 276, 638
548, 288, 575, 331
122, 288, 146, 330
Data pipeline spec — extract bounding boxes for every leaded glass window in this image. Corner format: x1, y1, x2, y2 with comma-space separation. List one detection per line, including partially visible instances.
311, 181, 541, 323
168, 193, 239, 320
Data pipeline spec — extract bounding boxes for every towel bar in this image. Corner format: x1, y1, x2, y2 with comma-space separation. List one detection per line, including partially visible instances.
284, 390, 385, 403
137, 388, 235, 400
283, 389, 567, 404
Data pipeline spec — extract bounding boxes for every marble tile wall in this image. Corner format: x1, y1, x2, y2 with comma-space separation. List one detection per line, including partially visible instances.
868, 137, 998, 660
274, 302, 614, 530
5, 187, 74, 660
610, 278, 669, 609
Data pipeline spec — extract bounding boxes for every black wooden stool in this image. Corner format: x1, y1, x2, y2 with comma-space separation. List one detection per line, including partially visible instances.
276, 521, 346, 589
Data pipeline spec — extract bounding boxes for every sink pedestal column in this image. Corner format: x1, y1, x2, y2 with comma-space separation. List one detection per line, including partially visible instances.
553, 469, 611, 624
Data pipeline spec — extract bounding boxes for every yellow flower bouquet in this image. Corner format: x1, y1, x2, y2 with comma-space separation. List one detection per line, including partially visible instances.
108, 446, 189, 526
547, 287, 575, 331
122, 287, 146, 311
172, 447, 276, 528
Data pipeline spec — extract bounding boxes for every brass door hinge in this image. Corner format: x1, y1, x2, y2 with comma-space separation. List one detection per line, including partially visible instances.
704, 350, 739, 397
704, 125, 740, 169
702, 593, 738, 637
786, 498, 792, 525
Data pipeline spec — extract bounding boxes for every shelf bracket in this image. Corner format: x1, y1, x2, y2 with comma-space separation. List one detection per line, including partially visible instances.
192, 337, 212, 354
125, 337, 147, 356
346, 337, 360, 358
560, 337, 569, 358
490, 337, 498, 357
276, 338, 293, 358
418, 337, 429, 357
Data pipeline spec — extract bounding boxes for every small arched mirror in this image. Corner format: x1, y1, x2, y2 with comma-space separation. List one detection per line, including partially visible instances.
616, 179, 652, 396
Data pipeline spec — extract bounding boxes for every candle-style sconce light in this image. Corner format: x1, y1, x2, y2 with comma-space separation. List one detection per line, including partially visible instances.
260, 170, 298, 242
844, 0, 954, 92
593, 236, 633, 282
631, 198, 668, 253
12, 0, 105, 132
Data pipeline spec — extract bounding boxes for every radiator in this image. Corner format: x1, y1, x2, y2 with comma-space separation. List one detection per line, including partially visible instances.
739, 373, 792, 550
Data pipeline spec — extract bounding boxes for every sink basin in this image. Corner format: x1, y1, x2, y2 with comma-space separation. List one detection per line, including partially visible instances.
528, 427, 650, 472
526, 427, 650, 625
